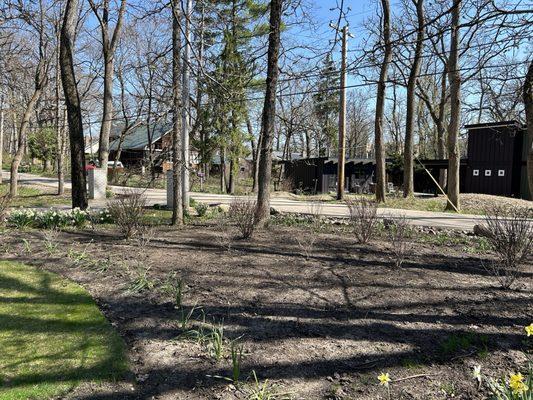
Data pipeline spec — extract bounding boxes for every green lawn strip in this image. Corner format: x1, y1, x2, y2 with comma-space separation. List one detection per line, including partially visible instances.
0, 261, 127, 400
0, 183, 71, 208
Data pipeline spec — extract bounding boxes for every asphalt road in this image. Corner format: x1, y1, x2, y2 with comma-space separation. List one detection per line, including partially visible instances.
6, 171, 486, 231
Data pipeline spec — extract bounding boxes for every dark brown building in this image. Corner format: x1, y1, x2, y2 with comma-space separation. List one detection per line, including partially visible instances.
464, 121, 529, 199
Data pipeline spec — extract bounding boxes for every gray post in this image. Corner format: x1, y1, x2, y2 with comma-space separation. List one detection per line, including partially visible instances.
167, 170, 174, 208
88, 168, 107, 200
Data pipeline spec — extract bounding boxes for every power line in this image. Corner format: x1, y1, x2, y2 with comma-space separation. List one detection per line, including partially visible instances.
25, 59, 527, 128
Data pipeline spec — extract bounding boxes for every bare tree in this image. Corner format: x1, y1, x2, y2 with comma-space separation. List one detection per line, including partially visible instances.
255, 0, 283, 226
374, 0, 393, 203
403, 0, 424, 198
445, 0, 461, 211
60, 0, 88, 209
524, 60, 533, 199
10, 0, 49, 197
88, 0, 127, 172
171, 0, 183, 225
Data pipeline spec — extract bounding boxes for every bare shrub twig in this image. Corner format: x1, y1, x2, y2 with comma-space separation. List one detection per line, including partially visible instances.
107, 189, 147, 239
345, 197, 379, 244
481, 205, 533, 289
229, 199, 256, 239
385, 215, 412, 268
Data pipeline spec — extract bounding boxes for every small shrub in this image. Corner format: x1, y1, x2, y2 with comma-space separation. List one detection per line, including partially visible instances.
194, 202, 208, 217
229, 199, 256, 239
107, 190, 147, 239
214, 216, 233, 251
295, 203, 323, 259
385, 216, 412, 268
481, 205, 533, 289
345, 198, 379, 244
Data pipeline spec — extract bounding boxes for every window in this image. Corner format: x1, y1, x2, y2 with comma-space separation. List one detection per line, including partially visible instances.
485, 170, 492, 177
498, 169, 505, 177
473, 169, 479, 176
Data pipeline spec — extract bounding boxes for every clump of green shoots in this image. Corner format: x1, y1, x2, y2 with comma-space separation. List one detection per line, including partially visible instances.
231, 340, 244, 384
128, 265, 155, 293
247, 370, 293, 400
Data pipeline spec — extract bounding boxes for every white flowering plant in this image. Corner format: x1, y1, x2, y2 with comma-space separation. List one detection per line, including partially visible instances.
7, 209, 36, 228
7, 208, 113, 229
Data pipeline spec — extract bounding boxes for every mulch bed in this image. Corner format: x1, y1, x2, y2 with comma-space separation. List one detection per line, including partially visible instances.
2, 221, 531, 399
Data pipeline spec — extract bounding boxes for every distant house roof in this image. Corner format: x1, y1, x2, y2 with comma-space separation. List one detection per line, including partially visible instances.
464, 121, 525, 130
272, 151, 303, 161
109, 124, 171, 151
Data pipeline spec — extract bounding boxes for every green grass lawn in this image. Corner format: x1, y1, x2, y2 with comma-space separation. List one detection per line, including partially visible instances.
0, 183, 71, 208
0, 262, 127, 400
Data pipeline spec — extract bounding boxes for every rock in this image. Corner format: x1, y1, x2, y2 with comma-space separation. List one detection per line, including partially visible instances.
213, 204, 229, 213
270, 207, 280, 215
473, 224, 492, 238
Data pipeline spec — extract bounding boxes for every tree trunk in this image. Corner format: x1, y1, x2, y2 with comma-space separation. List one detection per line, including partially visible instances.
55, 34, 65, 195
98, 56, 114, 169
247, 113, 259, 192
403, 0, 424, 198
58, 110, 67, 195
181, 0, 192, 209
524, 59, 533, 199
61, 0, 88, 209
0, 96, 4, 184
253, 126, 262, 193
229, 158, 235, 194
374, 0, 393, 203
171, 0, 183, 225
90, 0, 126, 174
445, 0, 461, 211
254, 0, 283, 225
437, 70, 448, 188
220, 147, 226, 193
10, 86, 44, 197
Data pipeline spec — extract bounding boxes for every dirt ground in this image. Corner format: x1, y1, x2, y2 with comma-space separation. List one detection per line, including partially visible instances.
2, 220, 532, 400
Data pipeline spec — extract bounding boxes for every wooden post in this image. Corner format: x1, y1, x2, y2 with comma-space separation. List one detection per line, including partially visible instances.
337, 26, 348, 200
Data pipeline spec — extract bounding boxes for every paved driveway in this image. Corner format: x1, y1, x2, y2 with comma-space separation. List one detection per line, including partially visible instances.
5, 171, 486, 230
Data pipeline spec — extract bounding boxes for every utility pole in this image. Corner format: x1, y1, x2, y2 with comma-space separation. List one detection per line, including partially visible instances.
328, 23, 351, 201
337, 26, 348, 200
181, 0, 192, 210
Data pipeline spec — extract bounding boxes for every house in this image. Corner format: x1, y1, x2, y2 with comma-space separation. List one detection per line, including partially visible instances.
282, 157, 376, 194
463, 121, 529, 199
281, 121, 531, 199
85, 124, 200, 172
108, 125, 171, 170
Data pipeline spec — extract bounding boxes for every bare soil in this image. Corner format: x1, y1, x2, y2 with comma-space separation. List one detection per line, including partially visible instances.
2, 221, 532, 400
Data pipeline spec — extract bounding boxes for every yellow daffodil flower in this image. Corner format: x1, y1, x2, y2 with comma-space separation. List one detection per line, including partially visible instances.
509, 373, 527, 395
378, 372, 391, 387
525, 323, 533, 337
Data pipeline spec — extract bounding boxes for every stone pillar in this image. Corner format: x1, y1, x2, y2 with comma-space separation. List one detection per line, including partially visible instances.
88, 168, 107, 200
166, 170, 174, 208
